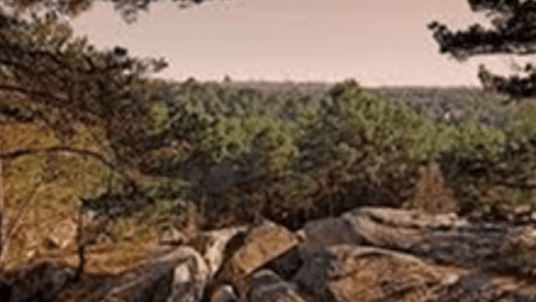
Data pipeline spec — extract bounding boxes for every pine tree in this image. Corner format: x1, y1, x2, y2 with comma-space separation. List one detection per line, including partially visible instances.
429, 0, 536, 97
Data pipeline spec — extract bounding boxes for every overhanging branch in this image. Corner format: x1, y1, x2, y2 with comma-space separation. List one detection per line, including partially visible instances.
0, 84, 67, 103
0, 146, 194, 192
0, 146, 136, 187
0, 146, 117, 170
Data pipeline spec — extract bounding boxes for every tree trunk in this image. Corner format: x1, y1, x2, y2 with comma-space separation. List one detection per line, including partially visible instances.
0, 141, 8, 270
75, 199, 85, 282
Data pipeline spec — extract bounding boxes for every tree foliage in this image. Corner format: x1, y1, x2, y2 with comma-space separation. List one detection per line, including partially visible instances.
429, 0, 536, 97
0, 0, 215, 23
0, 5, 180, 271
0, 10, 171, 174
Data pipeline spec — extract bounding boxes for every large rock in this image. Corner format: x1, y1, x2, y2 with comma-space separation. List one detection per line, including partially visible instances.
293, 244, 449, 302
201, 226, 249, 279
247, 270, 307, 302
45, 218, 78, 250
341, 207, 536, 275
159, 227, 188, 246
290, 247, 334, 302
0, 260, 76, 302
228, 221, 298, 279
298, 217, 363, 248
426, 271, 536, 302
102, 261, 173, 302
210, 285, 239, 302
103, 246, 209, 302
215, 221, 298, 300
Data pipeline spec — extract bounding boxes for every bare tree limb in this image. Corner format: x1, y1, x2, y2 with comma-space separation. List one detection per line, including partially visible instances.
4, 184, 46, 244
0, 84, 67, 103
0, 141, 6, 270
0, 146, 115, 168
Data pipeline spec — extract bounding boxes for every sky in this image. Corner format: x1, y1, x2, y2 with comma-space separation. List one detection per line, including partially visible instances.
70, 0, 524, 87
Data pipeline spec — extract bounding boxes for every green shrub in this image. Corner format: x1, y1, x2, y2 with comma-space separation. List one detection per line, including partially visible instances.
199, 111, 298, 169
285, 83, 443, 211
439, 100, 536, 216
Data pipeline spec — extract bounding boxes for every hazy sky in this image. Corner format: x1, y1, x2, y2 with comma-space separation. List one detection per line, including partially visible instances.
70, 0, 522, 87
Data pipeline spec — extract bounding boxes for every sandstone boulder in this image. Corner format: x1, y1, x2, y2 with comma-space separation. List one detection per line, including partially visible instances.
159, 227, 188, 246
102, 261, 173, 302
298, 217, 363, 248
247, 270, 307, 302
213, 221, 299, 300
0, 260, 76, 302
228, 221, 298, 279
210, 284, 239, 302
202, 226, 248, 279
427, 271, 536, 302
293, 244, 448, 302
45, 218, 78, 250
103, 246, 209, 302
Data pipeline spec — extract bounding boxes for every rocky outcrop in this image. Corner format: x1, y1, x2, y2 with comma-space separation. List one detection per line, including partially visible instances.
3, 207, 536, 302
341, 207, 536, 275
